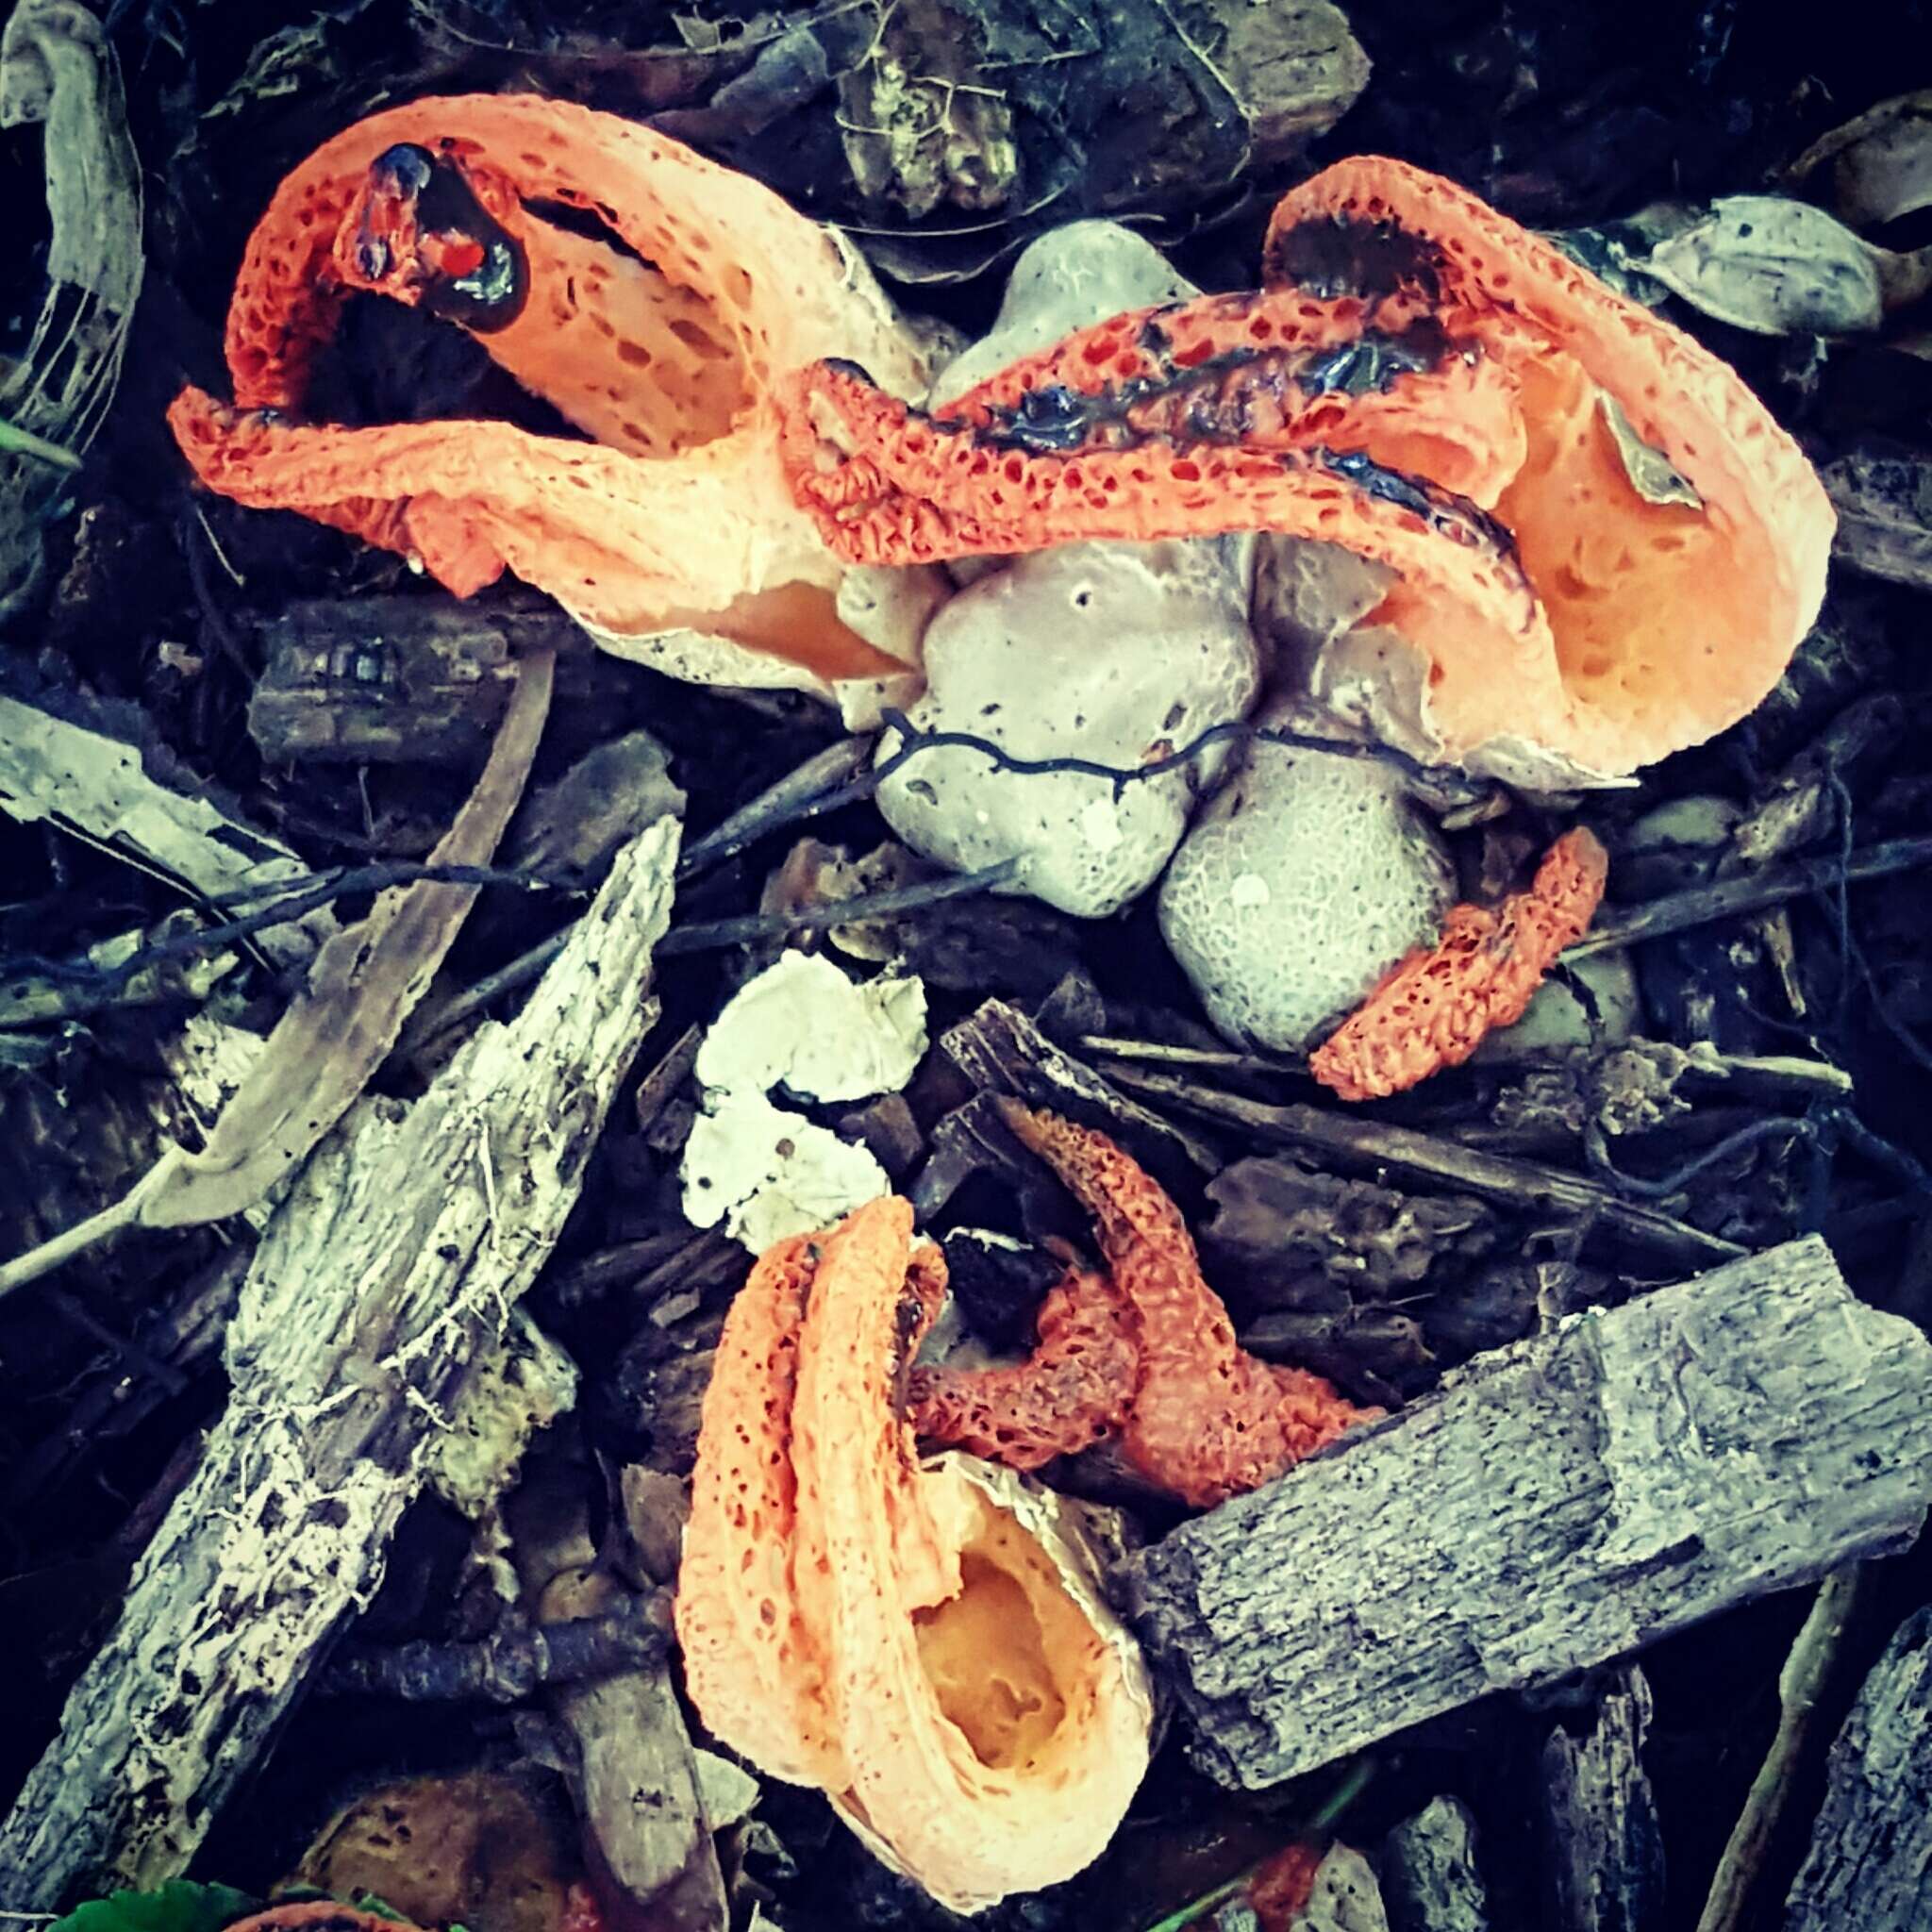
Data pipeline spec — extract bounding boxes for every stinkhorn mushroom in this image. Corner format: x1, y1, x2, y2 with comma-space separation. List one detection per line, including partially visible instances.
168, 96, 940, 708
781, 157, 1833, 778
675, 1195, 1153, 1912
910, 1104, 1375, 1508
1309, 826, 1611, 1101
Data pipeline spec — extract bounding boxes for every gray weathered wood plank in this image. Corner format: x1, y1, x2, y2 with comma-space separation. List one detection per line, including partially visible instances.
0, 821, 679, 1904
1113, 1238, 1932, 1790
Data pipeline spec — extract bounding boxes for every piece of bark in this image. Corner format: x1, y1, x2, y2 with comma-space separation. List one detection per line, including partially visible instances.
1112, 1237, 1932, 1790
511, 1457, 724, 1932
248, 594, 595, 765
1382, 1797, 1491, 1932
541, 1565, 726, 1932
937, 998, 1219, 1179
1540, 1664, 1665, 1932
1781, 1604, 1932, 1931
0, 818, 680, 1902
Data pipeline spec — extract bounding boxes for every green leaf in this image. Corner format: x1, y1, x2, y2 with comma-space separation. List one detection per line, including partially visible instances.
348, 1900, 412, 1924
49, 1880, 260, 1932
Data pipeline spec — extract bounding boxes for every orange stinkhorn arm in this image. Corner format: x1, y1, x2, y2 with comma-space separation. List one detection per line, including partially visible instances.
779, 156, 1832, 776
222, 1909, 426, 1932
675, 1198, 1152, 1913
907, 1265, 1138, 1470
909, 1103, 1374, 1509
169, 95, 926, 678
1310, 826, 1610, 1102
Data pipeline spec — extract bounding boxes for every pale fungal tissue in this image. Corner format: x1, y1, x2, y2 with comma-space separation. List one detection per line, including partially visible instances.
875, 536, 1261, 919
873, 223, 1257, 921
680, 952, 927, 1251
1158, 709, 1456, 1054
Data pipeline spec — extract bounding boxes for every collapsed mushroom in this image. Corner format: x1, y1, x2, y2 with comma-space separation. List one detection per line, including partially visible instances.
911, 1104, 1377, 1508
675, 1194, 1153, 1912
168, 95, 939, 709
781, 156, 1833, 778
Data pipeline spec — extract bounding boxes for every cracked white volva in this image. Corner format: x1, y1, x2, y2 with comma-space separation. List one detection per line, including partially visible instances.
681, 950, 927, 1250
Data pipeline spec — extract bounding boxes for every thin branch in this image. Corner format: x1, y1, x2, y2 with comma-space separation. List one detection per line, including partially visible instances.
321, 1597, 673, 1704
2, 860, 585, 998
862, 706, 1479, 803
657, 858, 1020, 954
1583, 1116, 1821, 1201
1695, 1566, 1870, 1932
1564, 836, 1932, 960
1105, 1063, 1744, 1268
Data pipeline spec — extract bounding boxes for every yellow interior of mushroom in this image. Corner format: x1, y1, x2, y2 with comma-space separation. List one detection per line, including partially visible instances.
912, 1486, 1106, 1779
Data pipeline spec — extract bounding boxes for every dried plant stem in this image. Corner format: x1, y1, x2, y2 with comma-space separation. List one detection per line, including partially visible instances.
1695, 1565, 1869, 1932
1106, 1064, 1742, 1267
1565, 835, 1932, 959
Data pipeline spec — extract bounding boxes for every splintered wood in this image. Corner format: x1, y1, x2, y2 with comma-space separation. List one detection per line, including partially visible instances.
1113, 1237, 1932, 1790
1783, 1603, 1932, 1930
0, 820, 679, 1904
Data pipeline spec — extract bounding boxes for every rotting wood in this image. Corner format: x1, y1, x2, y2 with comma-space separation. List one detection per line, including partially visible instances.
1112, 1237, 1932, 1790
0, 817, 680, 1904
0, 682, 325, 968
1381, 1797, 1491, 1932
1539, 1663, 1665, 1932
510, 1455, 724, 1932
0, 652, 555, 1294
1781, 1602, 1932, 1932
1105, 1064, 1741, 1268
248, 593, 592, 765
938, 998, 1221, 1178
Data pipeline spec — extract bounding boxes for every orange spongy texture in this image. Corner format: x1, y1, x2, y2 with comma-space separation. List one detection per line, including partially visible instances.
674, 1199, 1152, 1910
779, 154, 1834, 776
1310, 826, 1610, 1102
913, 1102, 1375, 1510
907, 1267, 1137, 1470
168, 95, 924, 671
1244, 1843, 1326, 1932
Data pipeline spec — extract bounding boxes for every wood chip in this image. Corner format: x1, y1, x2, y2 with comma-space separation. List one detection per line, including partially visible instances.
1782, 1603, 1932, 1931
1112, 1237, 1932, 1790
0, 817, 679, 1901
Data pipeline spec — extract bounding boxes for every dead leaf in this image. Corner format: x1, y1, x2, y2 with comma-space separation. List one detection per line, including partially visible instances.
1785, 90, 1932, 229
293, 1769, 577, 1932
0, 0, 142, 610
1819, 448, 1932, 589
1645, 195, 1884, 334
0, 652, 555, 1293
